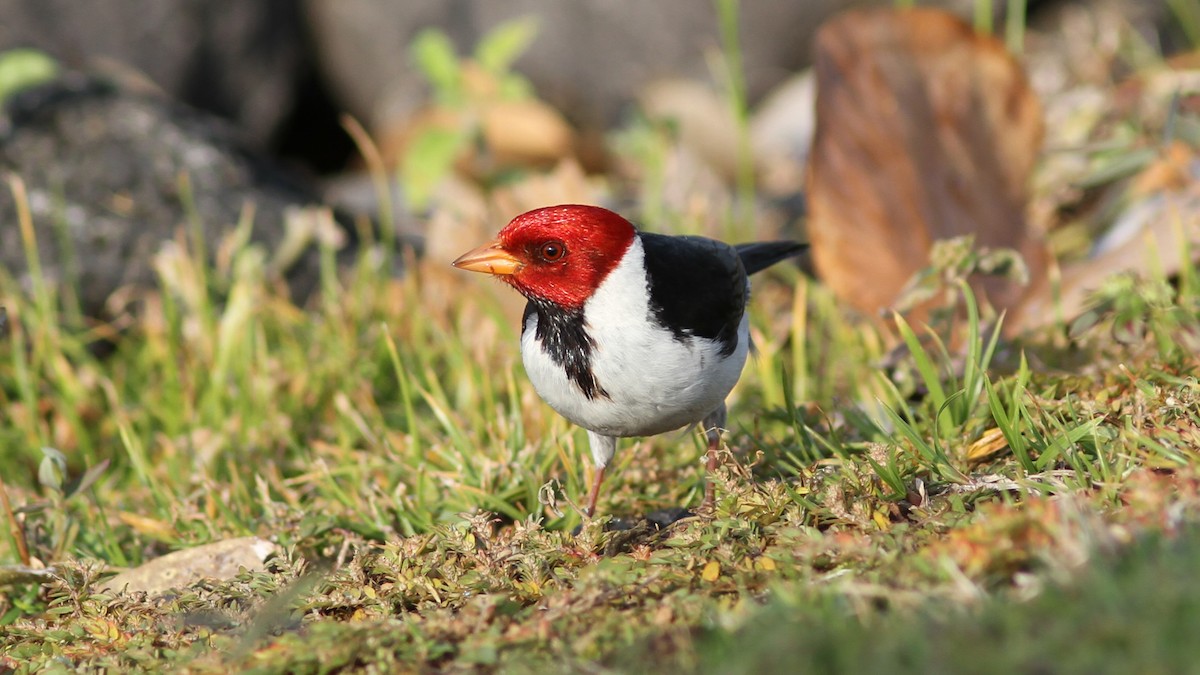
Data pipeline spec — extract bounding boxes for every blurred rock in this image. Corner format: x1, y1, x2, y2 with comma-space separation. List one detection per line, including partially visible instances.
0, 0, 307, 146
101, 536, 278, 595
481, 98, 575, 168
304, 0, 853, 134
751, 72, 817, 198
639, 79, 741, 183
628, 70, 815, 210
0, 76, 356, 320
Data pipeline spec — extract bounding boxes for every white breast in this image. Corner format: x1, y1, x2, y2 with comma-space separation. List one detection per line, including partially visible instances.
521, 237, 749, 438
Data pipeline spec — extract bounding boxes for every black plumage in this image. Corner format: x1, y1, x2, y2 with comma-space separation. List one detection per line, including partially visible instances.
521, 230, 805, 398
734, 240, 809, 275
642, 233, 806, 355
523, 299, 610, 401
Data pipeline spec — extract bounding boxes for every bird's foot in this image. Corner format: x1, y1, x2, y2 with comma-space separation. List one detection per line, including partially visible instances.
570, 506, 694, 537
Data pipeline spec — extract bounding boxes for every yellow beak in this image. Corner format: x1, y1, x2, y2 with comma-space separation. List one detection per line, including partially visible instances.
451, 240, 522, 276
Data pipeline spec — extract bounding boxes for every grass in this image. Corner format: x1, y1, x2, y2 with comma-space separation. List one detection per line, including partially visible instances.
3, 4, 1200, 672
685, 523, 1200, 674
1, 171, 1198, 670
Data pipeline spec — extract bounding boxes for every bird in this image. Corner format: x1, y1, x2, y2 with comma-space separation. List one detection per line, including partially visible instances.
452, 204, 805, 517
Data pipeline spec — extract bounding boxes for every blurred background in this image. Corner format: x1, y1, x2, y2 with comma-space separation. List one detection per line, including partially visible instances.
0, 0, 1179, 178
0, 0, 1193, 324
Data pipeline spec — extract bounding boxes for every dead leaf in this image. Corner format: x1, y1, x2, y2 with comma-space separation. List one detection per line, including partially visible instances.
1017, 189, 1200, 333
117, 511, 177, 541
1130, 141, 1195, 198
653, 604, 674, 626
701, 560, 721, 582
807, 8, 1046, 325
102, 536, 278, 595
967, 427, 1011, 464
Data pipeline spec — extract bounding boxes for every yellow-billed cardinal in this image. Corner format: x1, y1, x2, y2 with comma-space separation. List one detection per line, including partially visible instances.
453, 204, 805, 517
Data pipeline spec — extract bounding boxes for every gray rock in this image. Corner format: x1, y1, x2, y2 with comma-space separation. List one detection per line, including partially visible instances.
100, 536, 278, 596
0, 0, 306, 145
0, 76, 354, 320
304, 0, 853, 131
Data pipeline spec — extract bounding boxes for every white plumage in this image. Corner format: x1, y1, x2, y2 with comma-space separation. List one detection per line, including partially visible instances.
520, 235, 750, 468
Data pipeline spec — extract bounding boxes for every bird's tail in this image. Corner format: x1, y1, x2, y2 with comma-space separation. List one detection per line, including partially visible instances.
735, 241, 808, 275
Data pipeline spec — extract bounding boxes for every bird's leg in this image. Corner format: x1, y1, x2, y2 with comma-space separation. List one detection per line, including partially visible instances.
584, 466, 606, 518
584, 431, 618, 518
701, 403, 728, 512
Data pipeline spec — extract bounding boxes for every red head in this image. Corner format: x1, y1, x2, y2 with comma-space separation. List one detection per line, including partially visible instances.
452, 204, 636, 310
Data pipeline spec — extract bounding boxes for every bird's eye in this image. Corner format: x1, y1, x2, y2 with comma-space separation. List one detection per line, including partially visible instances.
539, 241, 566, 262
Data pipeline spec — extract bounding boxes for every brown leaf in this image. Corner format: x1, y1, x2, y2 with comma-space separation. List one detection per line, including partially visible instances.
376, 96, 574, 179
807, 8, 1046, 323
117, 511, 176, 541
1130, 141, 1195, 199
966, 427, 1011, 464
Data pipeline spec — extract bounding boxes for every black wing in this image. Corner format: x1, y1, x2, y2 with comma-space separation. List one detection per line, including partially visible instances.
735, 241, 808, 275
640, 233, 748, 356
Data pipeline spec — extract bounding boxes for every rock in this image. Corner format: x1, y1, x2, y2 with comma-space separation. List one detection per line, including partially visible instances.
304, 0, 853, 134
101, 536, 279, 595
639, 79, 741, 183
0, 0, 307, 146
0, 76, 357, 320
751, 72, 817, 198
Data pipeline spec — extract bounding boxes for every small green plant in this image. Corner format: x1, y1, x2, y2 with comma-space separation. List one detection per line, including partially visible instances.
0, 48, 58, 103
1166, 0, 1200, 49
714, 0, 756, 227
893, 280, 1003, 439
1071, 270, 1200, 360
983, 354, 1107, 480
401, 17, 540, 210
877, 244, 1011, 485
29, 448, 112, 562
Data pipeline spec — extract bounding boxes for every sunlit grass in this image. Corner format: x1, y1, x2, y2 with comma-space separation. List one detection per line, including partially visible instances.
4, 3, 1200, 669
2, 153, 1200, 672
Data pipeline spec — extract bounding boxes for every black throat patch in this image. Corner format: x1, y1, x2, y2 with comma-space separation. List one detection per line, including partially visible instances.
523, 299, 610, 401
